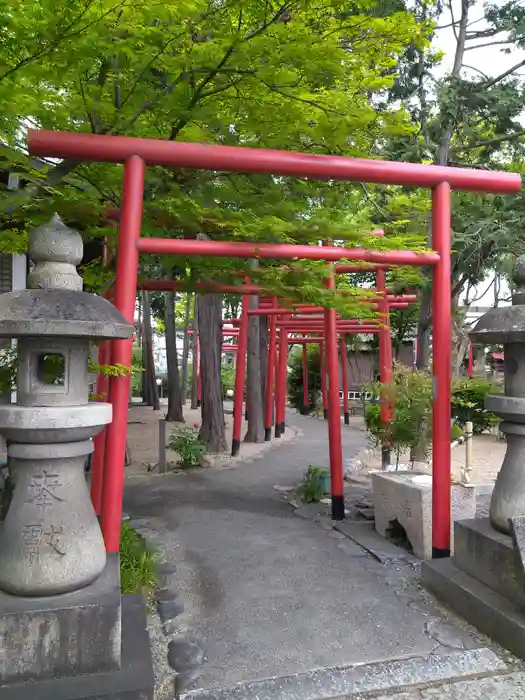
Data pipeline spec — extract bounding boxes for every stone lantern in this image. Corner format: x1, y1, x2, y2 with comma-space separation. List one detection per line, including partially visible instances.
0, 215, 131, 596
423, 254, 525, 661
0, 217, 155, 695
468, 254, 525, 534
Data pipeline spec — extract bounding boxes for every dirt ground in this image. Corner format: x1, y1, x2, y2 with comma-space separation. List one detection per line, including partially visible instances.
125, 402, 299, 475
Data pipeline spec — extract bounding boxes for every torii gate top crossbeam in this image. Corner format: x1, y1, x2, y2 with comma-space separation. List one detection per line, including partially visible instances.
28, 130, 520, 194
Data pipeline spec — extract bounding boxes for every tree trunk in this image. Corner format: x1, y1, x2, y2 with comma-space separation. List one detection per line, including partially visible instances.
197, 293, 227, 452
181, 292, 192, 404
191, 295, 199, 410
244, 295, 265, 443
416, 0, 470, 371
141, 291, 160, 410
259, 315, 269, 412
164, 291, 184, 422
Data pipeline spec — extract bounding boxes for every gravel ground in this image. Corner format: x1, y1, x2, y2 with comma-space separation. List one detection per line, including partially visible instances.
148, 610, 175, 700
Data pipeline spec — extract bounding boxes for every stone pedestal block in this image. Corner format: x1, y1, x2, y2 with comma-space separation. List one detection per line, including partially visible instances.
0, 594, 153, 700
372, 472, 476, 560
423, 517, 525, 660
454, 518, 525, 608
0, 554, 121, 685
423, 556, 525, 661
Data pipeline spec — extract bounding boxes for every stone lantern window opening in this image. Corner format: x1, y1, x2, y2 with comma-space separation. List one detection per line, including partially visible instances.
36, 353, 66, 386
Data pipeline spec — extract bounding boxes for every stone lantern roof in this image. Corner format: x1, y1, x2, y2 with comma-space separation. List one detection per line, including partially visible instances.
470, 254, 525, 345
0, 215, 132, 340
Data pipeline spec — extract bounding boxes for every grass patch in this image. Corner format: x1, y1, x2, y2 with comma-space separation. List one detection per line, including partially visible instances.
120, 520, 158, 601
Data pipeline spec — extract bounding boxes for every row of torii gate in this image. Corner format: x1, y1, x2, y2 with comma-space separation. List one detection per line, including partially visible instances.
28, 128, 521, 561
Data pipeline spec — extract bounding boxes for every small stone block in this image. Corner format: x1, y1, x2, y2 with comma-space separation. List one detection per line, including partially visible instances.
372, 472, 476, 560
176, 668, 202, 694
510, 516, 525, 582
157, 588, 178, 603
0, 554, 121, 684
0, 593, 153, 700
158, 596, 184, 623
423, 556, 525, 661
168, 637, 204, 672
455, 518, 525, 607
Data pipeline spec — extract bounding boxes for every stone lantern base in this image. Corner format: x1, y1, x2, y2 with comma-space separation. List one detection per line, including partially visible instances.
0, 555, 154, 699
423, 518, 525, 660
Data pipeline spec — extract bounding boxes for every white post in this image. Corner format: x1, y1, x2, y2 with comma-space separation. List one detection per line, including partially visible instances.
463, 421, 473, 485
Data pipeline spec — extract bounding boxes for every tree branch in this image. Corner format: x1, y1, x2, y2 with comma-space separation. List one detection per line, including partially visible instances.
464, 39, 512, 51
482, 59, 525, 88
460, 128, 525, 151
0, 0, 130, 83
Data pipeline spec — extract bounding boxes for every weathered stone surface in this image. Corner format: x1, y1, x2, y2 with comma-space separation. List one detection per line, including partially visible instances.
0, 289, 133, 340
176, 668, 203, 694
372, 472, 476, 560
27, 214, 83, 292
158, 596, 185, 622
454, 518, 525, 607
0, 402, 111, 443
489, 423, 525, 533
0, 593, 153, 700
0, 555, 121, 684
423, 556, 525, 661
178, 649, 506, 700
0, 439, 106, 595
17, 337, 90, 407
335, 521, 418, 565
157, 588, 179, 603
167, 637, 205, 672
510, 515, 525, 582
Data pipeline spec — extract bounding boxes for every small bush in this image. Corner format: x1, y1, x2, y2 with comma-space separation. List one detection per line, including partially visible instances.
451, 377, 501, 434
221, 364, 235, 398
365, 365, 433, 465
450, 423, 464, 442
120, 521, 158, 600
168, 425, 207, 467
299, 465, 329, 503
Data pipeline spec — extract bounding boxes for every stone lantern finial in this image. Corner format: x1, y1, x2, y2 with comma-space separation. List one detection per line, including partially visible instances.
27, 214, 83, 292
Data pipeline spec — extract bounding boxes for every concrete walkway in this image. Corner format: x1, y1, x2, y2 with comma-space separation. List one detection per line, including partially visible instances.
124, 411, 522, 700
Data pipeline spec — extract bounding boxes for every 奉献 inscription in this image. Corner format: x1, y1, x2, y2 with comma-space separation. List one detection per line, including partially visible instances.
25, 470, 65, 512
21, 524, 65, 564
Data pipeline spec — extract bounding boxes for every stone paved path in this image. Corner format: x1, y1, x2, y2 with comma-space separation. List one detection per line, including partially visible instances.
124, 410, 520, 700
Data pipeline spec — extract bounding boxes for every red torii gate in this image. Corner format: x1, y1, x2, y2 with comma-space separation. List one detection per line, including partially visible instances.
29, 129, 521, 559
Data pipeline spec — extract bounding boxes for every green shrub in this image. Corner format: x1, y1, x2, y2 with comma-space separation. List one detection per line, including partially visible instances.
365, 369, 502, 465
365, 365, 433, 465
0, 347, 17, 394
120, 521, 158, 600
221, 363, 235, 398
168, 425, 207, 467
450, 423, 464, 442
451, 377, 501, 434
299, 465, 329, 503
